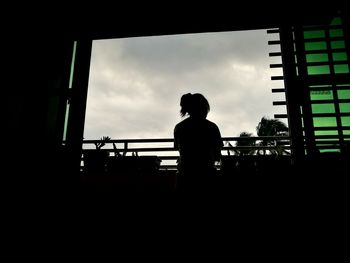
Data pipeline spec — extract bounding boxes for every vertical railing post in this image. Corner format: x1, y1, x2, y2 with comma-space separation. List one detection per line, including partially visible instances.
65, 40, 93, 181
280, 26, 305, 163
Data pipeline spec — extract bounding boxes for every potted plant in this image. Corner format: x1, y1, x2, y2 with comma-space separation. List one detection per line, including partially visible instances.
107, 142, 161, 176
83, 136, 111, 175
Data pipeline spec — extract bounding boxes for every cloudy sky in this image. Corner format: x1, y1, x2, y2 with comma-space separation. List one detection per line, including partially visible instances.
84, 29, 287, 140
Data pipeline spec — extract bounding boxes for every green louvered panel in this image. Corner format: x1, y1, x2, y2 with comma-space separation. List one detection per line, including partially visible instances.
299, 16, 350, 153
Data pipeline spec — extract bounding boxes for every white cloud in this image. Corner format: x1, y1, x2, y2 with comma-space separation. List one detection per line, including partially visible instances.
84, 29, 287, 141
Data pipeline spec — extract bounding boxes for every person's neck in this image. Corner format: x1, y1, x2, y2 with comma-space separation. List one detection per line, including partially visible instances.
189, 115, 206, 120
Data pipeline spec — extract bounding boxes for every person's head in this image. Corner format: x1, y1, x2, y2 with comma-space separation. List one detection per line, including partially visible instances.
180, 93, 210, 119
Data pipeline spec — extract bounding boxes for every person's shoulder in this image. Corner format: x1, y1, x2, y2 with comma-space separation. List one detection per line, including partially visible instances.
174, 118, 189, 130
206, 119, 219, 128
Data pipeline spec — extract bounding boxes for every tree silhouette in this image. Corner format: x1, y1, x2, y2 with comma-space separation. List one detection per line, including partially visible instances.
256, 117, 289, 155
235, 131, 256, 156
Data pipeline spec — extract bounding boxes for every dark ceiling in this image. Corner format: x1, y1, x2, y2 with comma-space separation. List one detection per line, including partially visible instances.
28, 4, 344, 40
13, 3, 344, 43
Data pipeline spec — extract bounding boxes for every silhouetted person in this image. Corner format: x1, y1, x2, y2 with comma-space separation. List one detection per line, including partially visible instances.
174, 93, 223, 193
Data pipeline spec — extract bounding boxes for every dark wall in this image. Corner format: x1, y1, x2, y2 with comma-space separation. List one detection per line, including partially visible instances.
5, 38, 74, 192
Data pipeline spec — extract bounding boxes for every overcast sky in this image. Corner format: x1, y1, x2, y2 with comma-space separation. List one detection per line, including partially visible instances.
84, 29, 286, 140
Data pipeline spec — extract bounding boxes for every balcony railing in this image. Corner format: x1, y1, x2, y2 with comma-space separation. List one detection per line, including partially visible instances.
81, 136, 292, 171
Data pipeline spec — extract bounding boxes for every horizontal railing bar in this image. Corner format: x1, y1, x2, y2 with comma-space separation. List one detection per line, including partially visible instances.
80, 156, 177, 160
226, 137, 289, 141
274, 114, 288, 118
272, 88, 285, 93
271, 76, 284, 80
269, 52, 282, 57
159, 165, 177, 170
83, 138, 174, 144
267, 29, 279, 34
273, 101, 286, 105
80, 151, 296, 161
83, 146, 292, 152
268, 40, 281, 45
82, 136, 291, 144
93, 147, 176, 152
158, 156, 178, 160
223, 146, 291, 150
270, 63, 283, 68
